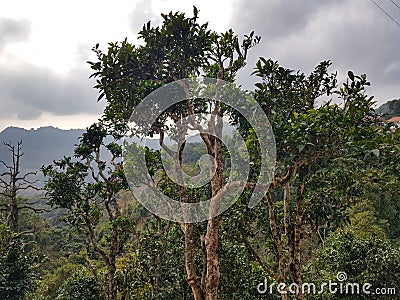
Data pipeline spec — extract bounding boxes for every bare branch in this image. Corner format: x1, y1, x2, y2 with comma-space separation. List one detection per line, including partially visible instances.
0, 160, 11, 170
18, 206, 51, 213
0, 172, 11, 177
86, 157, 99, 182
16, 171, 38, 182
158, 128, 176, 159
14, 229, 34, 238
0, 191, 12, 198
15, 184, 42, 191
0, 177, 10, 186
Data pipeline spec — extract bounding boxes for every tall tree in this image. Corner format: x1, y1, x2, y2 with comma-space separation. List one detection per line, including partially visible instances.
43, 123, 135, 300
242, 58, 395, 300
88, 7, 259, 300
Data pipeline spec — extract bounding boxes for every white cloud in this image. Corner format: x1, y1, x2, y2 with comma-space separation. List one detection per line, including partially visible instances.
2, 0, 138, 73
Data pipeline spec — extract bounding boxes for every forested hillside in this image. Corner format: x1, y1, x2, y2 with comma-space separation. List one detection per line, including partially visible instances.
376, 99, 400, 118
0, 126, 83, 169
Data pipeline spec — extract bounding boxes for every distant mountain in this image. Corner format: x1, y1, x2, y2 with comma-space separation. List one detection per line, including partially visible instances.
376, 99, 400, 119
0, 126, 85, 191
0, 126, 84, 170
0, 126, 83, 195
0, 126, 175, 185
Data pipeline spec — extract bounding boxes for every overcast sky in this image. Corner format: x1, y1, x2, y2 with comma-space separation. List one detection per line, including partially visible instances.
1, 0, 399, 131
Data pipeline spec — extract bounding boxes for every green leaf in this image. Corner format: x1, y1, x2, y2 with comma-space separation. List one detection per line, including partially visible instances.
348, 70, 355, 81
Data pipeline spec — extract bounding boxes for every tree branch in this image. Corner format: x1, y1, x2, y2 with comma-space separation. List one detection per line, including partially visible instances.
18, 206, 51, 213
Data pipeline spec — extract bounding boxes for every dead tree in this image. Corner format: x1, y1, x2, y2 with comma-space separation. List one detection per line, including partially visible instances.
0, 141, 41, 232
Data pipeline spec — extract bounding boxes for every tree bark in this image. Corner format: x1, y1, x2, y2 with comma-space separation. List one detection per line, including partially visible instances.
183, 223, 204, 300
10, 191, 18, 232
293, 183, 305, 300
204, 215, 220, 300
204, 133, 223, 300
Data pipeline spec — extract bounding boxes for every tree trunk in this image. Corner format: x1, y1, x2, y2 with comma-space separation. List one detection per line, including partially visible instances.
204, 216, 220, 300
183, 223, 204, 300
204, 135, 223, 300
10, 193, 18, 232
9, 143, 20, 233
107, 266, 117, 300
293, 183, 305, 300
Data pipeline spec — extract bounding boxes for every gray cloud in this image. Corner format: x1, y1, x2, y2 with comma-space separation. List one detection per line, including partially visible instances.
0, 18, 30, 50
0, 62, 103, 120
129, 0, 162, 35
230, 0, 400, 104
3, 0, 397, 127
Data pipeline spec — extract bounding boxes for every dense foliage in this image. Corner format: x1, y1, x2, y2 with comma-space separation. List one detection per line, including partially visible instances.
0, 225, 42, 300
